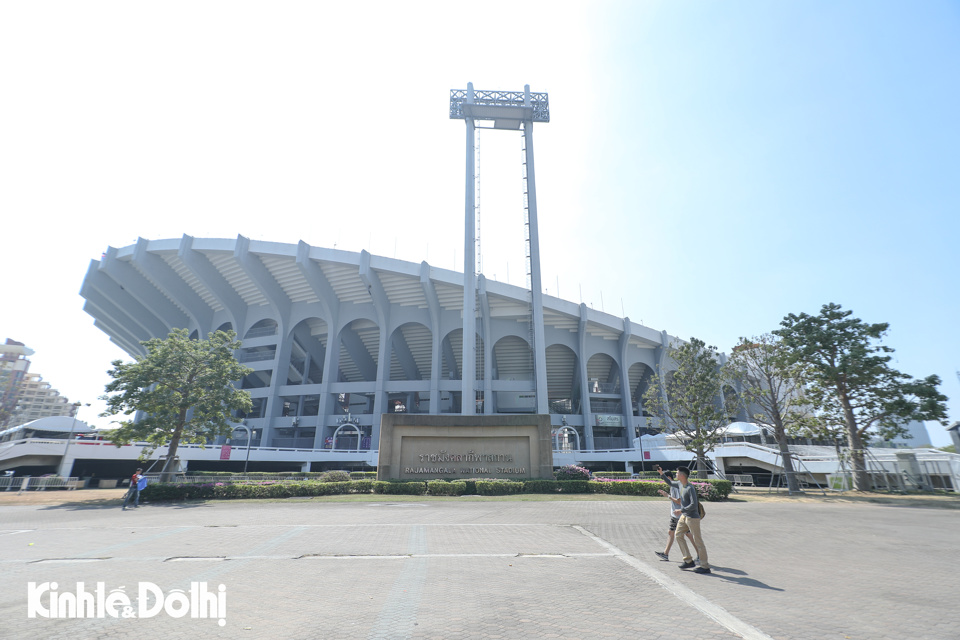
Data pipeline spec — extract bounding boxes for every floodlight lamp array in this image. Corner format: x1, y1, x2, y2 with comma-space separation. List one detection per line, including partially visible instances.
449, 88, 550, 122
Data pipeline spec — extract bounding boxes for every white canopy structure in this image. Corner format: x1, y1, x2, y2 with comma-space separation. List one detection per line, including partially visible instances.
720, 422, 773, 437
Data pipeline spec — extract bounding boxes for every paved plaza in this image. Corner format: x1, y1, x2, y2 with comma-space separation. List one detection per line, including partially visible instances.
1, 494, 957, 640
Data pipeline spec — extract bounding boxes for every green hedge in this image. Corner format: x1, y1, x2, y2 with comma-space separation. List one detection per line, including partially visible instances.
427, 480, 467, 496
139, 476, 732, 502
592, 472, 632, 479
557, 480, 592, 493
476, 480, 523, 495
373, 481, 427, 495
590, 480, 664, 496
523, 479, 559, 493
139, 480, 373, 501
349, 471, 378, 480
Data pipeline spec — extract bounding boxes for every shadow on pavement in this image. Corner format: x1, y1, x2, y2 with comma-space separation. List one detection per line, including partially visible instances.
39, 500, 213, 511
708, 566, 784, 591
39, 499, 123, 510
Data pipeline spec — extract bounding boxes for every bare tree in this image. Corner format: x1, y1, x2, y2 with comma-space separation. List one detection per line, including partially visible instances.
727, 334, 817, 495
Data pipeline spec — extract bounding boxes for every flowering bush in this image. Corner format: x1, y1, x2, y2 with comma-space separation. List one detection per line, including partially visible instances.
554, 465, 591, 482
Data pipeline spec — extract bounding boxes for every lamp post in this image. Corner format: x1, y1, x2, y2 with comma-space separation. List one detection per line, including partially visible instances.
60, 402, 90, 477
234, 422, 253, 474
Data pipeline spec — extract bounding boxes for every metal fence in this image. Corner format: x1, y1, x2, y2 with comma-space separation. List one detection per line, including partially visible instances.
1, 476, 81, 491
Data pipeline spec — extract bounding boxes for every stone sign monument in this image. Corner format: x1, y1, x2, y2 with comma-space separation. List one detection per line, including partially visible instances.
377, 414, 554, 481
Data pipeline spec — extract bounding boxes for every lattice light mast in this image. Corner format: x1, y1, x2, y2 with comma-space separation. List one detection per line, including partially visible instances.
450, 83, 551, 415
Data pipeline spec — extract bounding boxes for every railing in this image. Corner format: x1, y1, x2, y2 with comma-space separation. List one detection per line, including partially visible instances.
239, 350, 276, 363
270, 438, 316, 449
549, 399, 578, 414
1, 476, 81, 491
589, 400, 622, 413
244, 326, 278, 339
589, 381, 620, 394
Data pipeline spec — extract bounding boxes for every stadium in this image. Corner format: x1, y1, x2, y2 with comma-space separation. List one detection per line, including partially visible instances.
3, 84, 954, 491
78, 233, 673, 465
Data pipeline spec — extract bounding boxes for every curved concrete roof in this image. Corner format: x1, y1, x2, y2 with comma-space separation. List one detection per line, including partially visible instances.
81, 235, 673, 361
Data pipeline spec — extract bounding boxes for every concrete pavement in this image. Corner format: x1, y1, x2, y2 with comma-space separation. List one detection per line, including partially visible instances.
1, 496, 957, 639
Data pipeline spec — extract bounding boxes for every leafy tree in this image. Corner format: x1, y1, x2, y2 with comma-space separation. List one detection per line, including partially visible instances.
727, 334, 818, 495
101, 329, 253, 481
643, 337, 731, 478
775, 303, 948, 491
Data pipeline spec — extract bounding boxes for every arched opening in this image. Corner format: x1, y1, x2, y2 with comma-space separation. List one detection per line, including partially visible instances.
628, 362, 656, 417
439, 329, 483, 413
215, 322, 233, 334
389, 323, 432, 381
586, 353, 621, 412
493, 335, 533, 381
587, 352, 624, 449
440, 329, 483, 381
287, 318, 328, 385
552, 425, 581, 451
546, 344, 579, 415
337, 319, 380, 383
245, 318, 278, 340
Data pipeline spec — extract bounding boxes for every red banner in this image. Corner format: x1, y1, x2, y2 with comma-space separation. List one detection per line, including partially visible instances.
219, 444, 232, 460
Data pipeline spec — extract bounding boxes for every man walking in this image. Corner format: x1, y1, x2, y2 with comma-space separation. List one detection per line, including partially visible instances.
121, 468, 143, 510
657, 465, 710, 574
655, 470, 696, 562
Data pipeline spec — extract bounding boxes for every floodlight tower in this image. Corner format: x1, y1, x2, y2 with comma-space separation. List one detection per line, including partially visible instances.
450, 83, 551, 415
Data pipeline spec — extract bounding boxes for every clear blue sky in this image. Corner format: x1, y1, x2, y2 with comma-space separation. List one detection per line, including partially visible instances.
2, 1, 957, 443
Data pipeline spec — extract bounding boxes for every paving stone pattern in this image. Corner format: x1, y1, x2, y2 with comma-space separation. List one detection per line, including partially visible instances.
0, 498, 956, 639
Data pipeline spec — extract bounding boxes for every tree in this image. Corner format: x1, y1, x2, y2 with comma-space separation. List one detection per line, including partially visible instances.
643, 337, 731, 478
775, 303, 948, 491
101, 329, 253, 481
727, 334, 818, 495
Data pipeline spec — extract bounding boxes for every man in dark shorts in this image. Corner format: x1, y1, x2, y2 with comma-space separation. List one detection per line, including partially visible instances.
654, 470, 695, 562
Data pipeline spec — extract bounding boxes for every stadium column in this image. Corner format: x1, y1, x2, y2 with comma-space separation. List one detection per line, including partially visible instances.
295, 242, 341, 448
462, 83, 477, 415
523, 106, 550, 416
578, 304, 596, 450
657, 330, 672, 431
618, 319, 635, 448
478, 276, 493, 414
359, 250, 390, 447
235, 236, 295, 449
131, 237, 213, 338
420, 262, 442, 414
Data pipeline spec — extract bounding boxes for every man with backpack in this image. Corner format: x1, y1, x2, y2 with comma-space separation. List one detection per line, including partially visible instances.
657, 465, 710, 574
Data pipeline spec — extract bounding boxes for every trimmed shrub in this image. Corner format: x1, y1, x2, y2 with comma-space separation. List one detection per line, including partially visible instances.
556, 480, 591, 493
349, 471, 378, 480
522, 479, 559, 493
348, 480, 374, 493
427, 480, 467, 496
320, 470, 352, 483
461, 479, 480, 495
476, 480, 523, 495
373, 481, 427, 495
554, 465, 591, 482
590, 479, 665, 496
592, 471, 632, 479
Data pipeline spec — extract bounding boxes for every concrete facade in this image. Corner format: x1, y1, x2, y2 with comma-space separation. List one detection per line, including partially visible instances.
80, 236, 678, 457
